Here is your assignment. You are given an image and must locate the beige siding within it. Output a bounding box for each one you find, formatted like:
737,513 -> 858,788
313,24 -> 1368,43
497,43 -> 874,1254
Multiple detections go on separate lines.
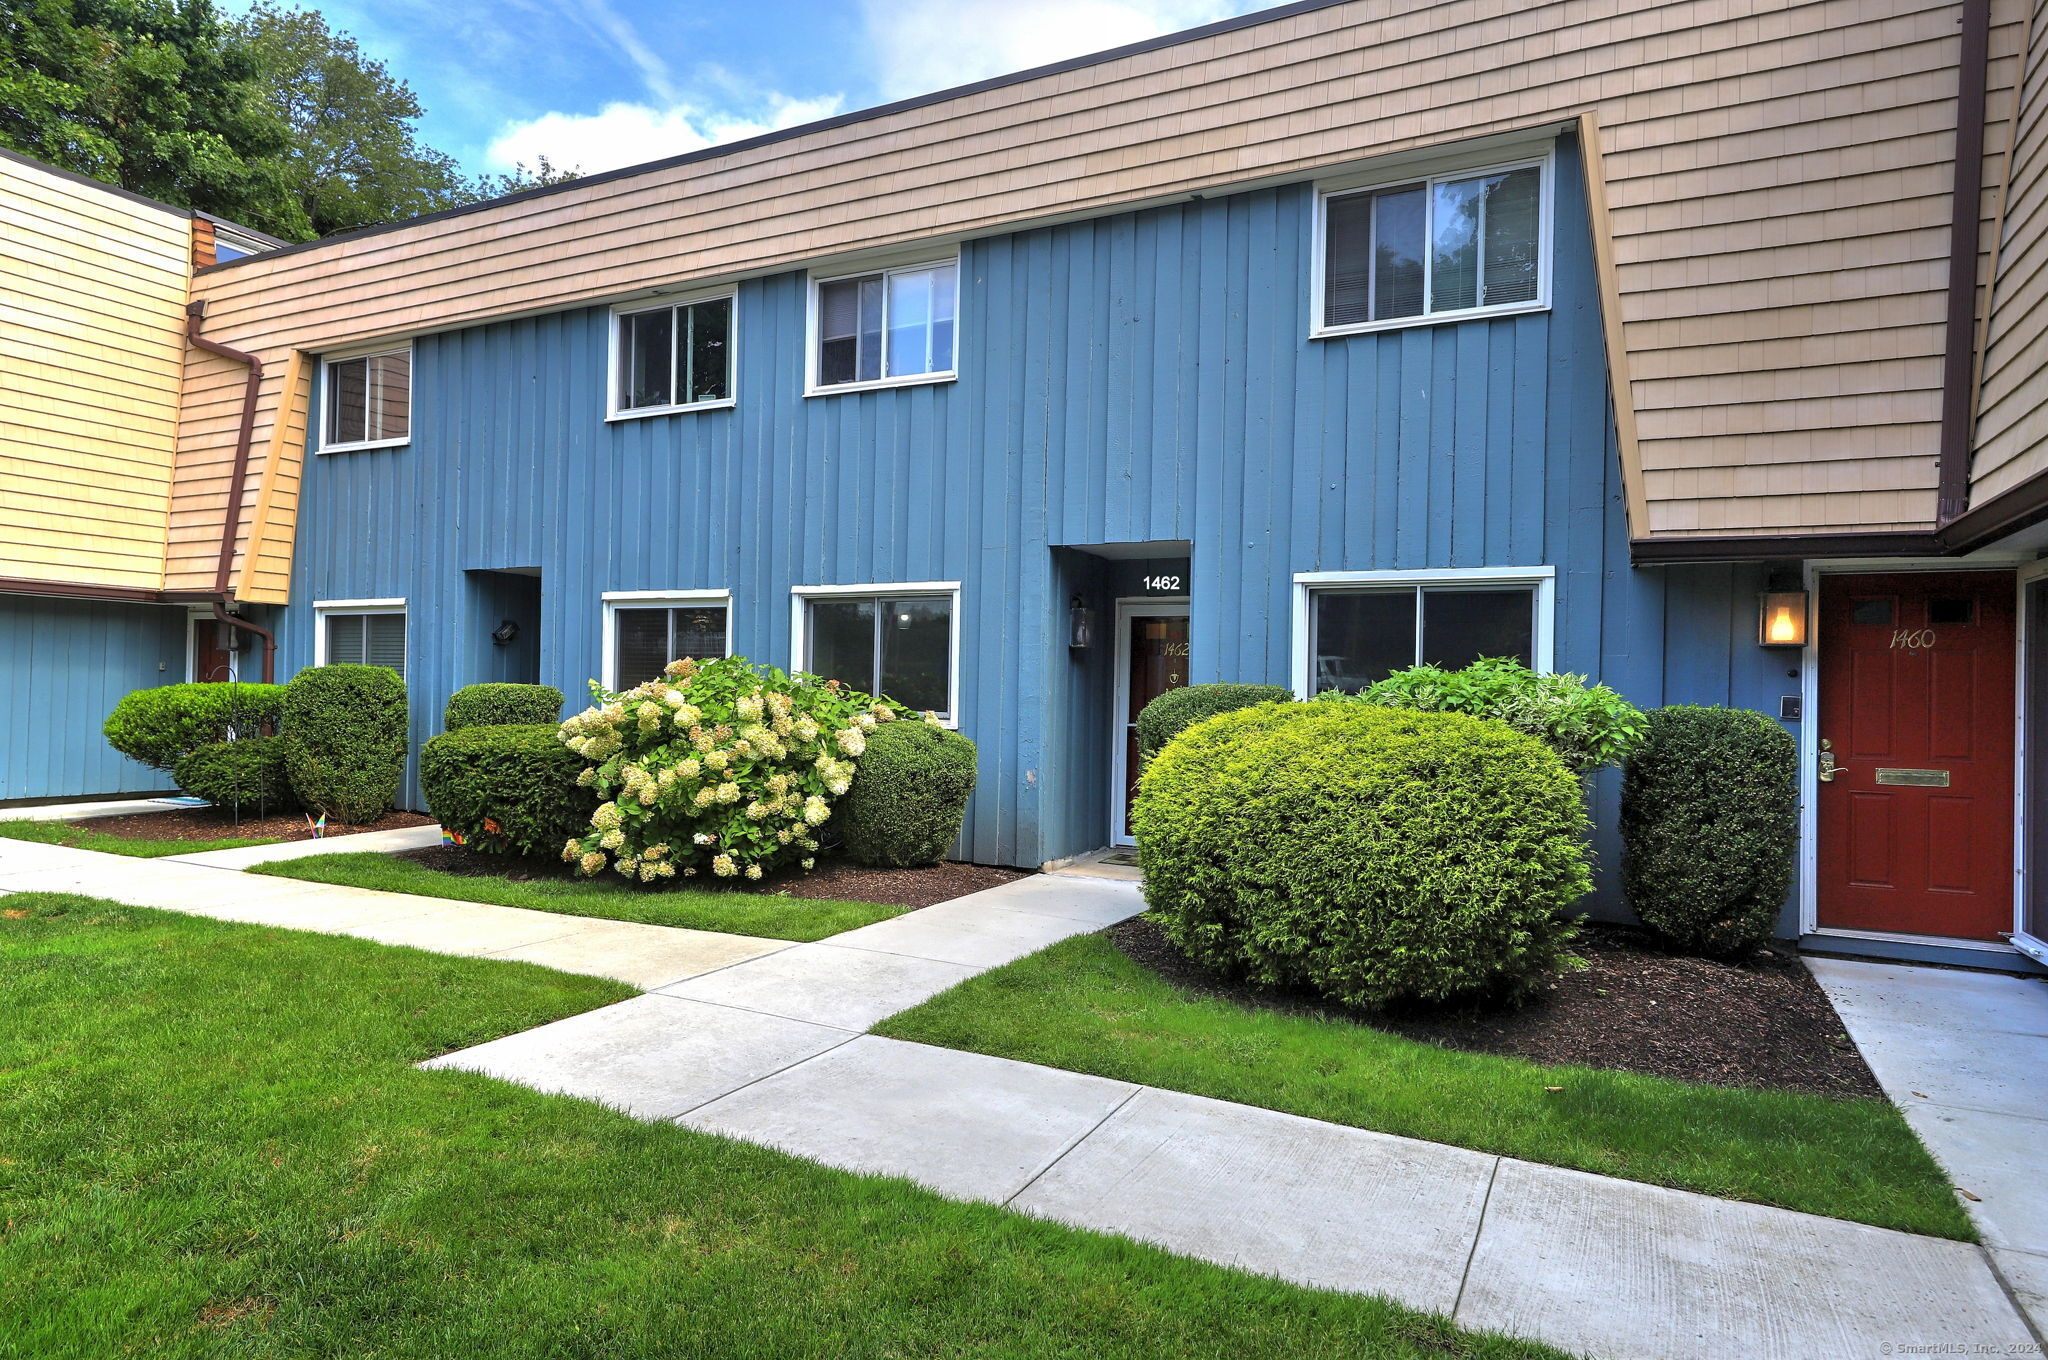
1,157 -> 189,589
1973,0 -> 2048,502
176,0 -> 2027,561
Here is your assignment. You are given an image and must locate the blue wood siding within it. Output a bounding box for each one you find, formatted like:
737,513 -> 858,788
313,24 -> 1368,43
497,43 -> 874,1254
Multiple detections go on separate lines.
274,131 -> 1794,902
0,594 -> 185,801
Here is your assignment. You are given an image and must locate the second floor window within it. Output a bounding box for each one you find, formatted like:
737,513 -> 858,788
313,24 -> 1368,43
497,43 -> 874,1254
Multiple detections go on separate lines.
323,347 -> 410,450
614,295 -> 733,415
813,260 -> 957,391
1318,156 -> 1548,334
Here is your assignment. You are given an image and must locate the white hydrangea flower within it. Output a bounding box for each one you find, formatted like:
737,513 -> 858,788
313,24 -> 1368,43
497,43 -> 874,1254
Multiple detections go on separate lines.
599,829 -> 625,851
712,853 -> 736,877
801,857 -> 816,870
693,832 -> 717,846
835,727 -> 867,757
744,864 -> 763,881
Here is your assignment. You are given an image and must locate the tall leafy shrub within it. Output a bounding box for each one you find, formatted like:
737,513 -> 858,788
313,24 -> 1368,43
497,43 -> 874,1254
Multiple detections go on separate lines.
422,724 -> 594,857
1137,701 -> 1590,1007
1345,658 -> 1646,774
557,655 -> 925,882
1621,705 -> 1797,955
104,683 -> 285,773
172,737 -> 296,810
282,664 -> 409,823
839,721 -> 978,867
1135,683 -> 1293,758
444,682 -> 564,731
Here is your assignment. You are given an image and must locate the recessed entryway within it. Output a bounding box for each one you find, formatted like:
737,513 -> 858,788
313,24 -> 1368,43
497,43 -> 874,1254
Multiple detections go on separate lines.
1112,599 -> 1188,846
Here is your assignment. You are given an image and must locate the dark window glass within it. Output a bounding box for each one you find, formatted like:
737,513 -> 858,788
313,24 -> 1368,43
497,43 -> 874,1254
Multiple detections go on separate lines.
613,604 -> 728,688
328,357 -> 368,445
1928,597 -> 1975,626
1481,167 -> 1542,306
881,597 -> 951,714
819,266 -> 952,387
325,613 -> 364,665
807,598 -> 875,688
1323,191 -> 1373,327
686,298 -> 731,403
1851,599 -> 1895,626
1372,186 -> 1426,320
621,308 -> 673,410
1311,591 -> 1416,693
672,605 -> 727,661
1421,588 -> 1533,670
368,352 -> 411,441
1430,176 -> 1482,312
818,278 -> 864,386
325,612 -> 403,673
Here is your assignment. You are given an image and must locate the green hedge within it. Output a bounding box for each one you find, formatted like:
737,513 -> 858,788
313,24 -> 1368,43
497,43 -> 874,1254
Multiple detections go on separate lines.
282,665 -> 409,824
103,683 -> 285,773
421,723 -> 595,857
1345,658 -> 1647,775
1621,705 -> 1797,955
444,683 -> 564,732
1135,701 -> 1590,1008
839,720 -> 978,867
1135,683 -> 1293,759
172,737 -> 296,810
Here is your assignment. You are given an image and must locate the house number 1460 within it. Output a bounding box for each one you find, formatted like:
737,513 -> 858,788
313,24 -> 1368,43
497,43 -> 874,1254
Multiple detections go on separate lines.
1143,575 -> 1182,591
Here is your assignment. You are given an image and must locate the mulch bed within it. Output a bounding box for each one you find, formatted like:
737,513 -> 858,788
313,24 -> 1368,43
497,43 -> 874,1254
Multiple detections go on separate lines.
68,808 -> 435,843
1111,916 -> 1883,1099
391,845 -> 1027,912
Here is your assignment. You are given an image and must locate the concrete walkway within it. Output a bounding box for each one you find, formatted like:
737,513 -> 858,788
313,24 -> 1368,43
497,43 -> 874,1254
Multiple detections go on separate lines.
165,822 -> 443,868
2,795 -> 191,821
0,831 -> 2036,1358
1810,956 -> 2048,1334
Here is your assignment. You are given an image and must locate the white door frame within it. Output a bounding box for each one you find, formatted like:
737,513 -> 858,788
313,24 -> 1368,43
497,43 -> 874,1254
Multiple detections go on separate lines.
2012,560 -> 2048,965
184,607 -> 238,683
1799,559 -> 2031,956
1110,597 -> 1190,847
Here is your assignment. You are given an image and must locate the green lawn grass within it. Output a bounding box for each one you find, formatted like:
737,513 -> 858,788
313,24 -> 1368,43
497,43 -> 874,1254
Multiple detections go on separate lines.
253,850 -> 909,942
0,817 -> 278,859
874,932 -> 1974,1241
0,893 -> 1557,1360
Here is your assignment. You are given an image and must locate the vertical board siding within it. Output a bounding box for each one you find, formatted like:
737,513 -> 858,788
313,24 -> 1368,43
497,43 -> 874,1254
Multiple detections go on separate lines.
279,135 -> 1785,896
0,596 -> 185,800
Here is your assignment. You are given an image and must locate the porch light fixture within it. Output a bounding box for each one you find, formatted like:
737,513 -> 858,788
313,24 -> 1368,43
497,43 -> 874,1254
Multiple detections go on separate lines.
1758,591 -> 1808,648
1068,596 -> 1096,650
491,619 -> 520,647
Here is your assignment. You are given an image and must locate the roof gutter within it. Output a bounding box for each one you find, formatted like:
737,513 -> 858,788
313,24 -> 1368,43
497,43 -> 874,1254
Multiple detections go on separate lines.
1938,0 -> 1994,525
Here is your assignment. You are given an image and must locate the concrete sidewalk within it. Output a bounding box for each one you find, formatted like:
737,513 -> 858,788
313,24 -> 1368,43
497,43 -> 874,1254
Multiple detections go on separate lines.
1810,955 -> 2048,1333
3,832 -> 2035,1359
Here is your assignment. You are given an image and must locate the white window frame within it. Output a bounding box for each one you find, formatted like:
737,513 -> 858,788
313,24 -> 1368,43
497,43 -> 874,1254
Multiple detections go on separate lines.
1290,567 -> 1556,697
600,589 -> 734,689
789,581 -> 962,726
317,341 -> 414,453
606,290 -> 739,421
804,255 -> 961,397
1309,146 -> 1555,340
312,598 -> 407,678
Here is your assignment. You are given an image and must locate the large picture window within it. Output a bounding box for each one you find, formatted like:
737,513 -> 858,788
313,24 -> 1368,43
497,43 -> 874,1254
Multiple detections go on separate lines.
612,295 -> 734,416
811,259 -> 958,392
795,585 -> 957,719
1317,155 -> 1548,335
316,603 -> 406,675
1294,570 -> 1553,696
604,594 -> 730,689
322,347 -> 411,450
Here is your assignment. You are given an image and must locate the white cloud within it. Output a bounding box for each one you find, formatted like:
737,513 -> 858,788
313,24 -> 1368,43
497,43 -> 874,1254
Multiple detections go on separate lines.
485,92 -> 845,176
858,0 -> 1251,100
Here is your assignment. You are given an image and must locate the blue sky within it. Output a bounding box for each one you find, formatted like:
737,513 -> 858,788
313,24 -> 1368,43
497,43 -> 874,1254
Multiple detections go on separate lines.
221,0 -> 1264,178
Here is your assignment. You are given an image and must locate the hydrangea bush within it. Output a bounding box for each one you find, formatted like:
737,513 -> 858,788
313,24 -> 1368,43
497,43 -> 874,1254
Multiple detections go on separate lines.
556,655 -> 927,883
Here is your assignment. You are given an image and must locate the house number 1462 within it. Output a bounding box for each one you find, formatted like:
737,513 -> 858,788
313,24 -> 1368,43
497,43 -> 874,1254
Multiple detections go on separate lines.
1143,575 -> 1182,591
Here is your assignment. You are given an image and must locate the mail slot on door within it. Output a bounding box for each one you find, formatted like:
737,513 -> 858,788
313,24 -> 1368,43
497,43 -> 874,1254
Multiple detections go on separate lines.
1875,768 -> 1951,787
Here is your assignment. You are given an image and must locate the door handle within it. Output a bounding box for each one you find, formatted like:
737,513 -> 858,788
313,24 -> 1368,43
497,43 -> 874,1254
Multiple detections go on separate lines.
1818,739 -> 1838,783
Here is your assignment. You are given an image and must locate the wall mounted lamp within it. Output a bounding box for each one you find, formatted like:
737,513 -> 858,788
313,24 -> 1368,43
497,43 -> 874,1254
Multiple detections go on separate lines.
1758,591 -> 1808,648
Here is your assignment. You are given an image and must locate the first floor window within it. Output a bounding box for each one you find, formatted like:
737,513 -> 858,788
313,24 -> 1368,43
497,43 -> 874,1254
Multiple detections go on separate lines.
814,260 -> 957,388
321,608 -> 406,674
1321,157 -> 1545,331
610,599 -> 729,688
615,295 -> 733,413
324,347 -> 411,448
1306,580 -> 1539,695
801,590 -> 954,717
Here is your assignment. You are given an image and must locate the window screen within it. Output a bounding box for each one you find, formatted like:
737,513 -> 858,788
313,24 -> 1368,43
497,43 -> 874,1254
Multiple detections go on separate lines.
324,612 -> 406,674
612,604 -> 729,688
325,350 -> 410,446
616,297 -> 732,412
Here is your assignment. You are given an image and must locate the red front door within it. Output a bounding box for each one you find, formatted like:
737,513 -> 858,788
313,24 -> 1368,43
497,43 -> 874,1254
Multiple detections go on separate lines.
1122,613 -> 1189,838
1816,572 -> 2015,941
192,618 -> 234,683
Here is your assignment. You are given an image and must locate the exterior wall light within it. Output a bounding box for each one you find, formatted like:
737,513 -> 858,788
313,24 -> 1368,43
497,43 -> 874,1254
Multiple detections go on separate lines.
491,619 -> 520,647
1068,596 -> 1096,650
1758,591 -> 1808,648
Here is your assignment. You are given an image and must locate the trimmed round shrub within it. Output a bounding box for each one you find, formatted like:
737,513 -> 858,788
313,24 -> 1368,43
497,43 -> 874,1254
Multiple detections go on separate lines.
1135,702 -> 1590,1008
1346,658 -> 1647,775
104,682 -> 285,772
282,664 -> 409,824
1621,705 -> 1797,956
444,682 -> 565,732
839,721 -> 978,867
1135,683 -> 1293,758
172,737 -> 296,810
422,724 -> 595,857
